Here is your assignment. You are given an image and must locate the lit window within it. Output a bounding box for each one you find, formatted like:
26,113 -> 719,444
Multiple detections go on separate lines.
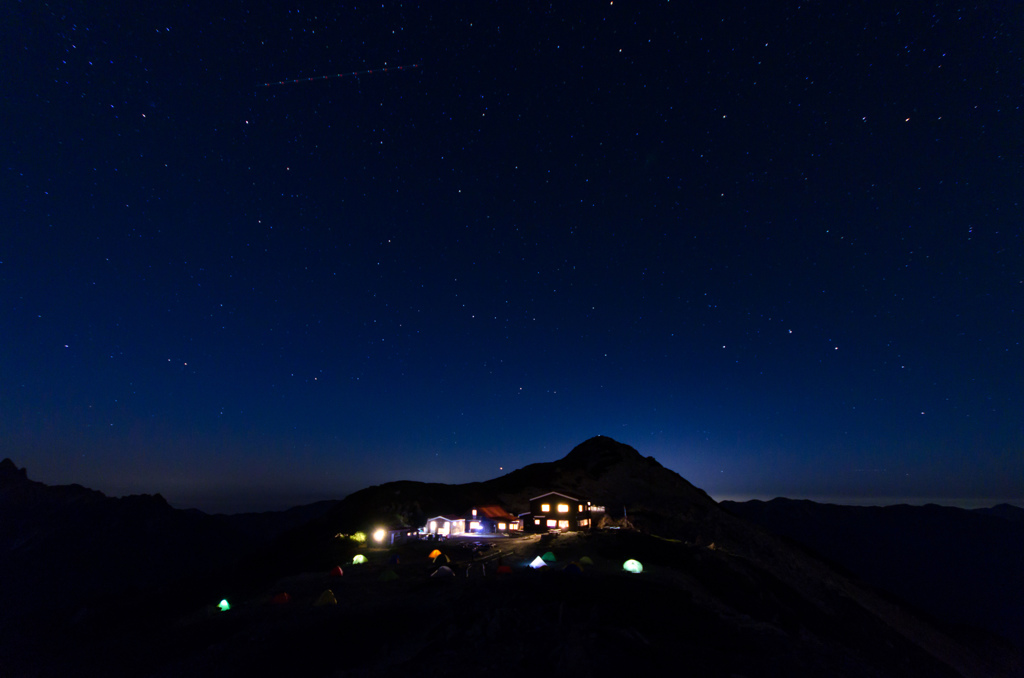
558,520 -> 569,529
546,519 -> 557,527
498,522 -> 506,530
557,503 -> 569,513
534,518 -> 541,525
541,503 -> 550,512
430,521 -> 437,532
578,504 -> 584,512
470,521 -> 481,530
472,509 -> 477,516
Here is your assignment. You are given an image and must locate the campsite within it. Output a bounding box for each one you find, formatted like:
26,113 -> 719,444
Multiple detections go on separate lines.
2,438 -> 1022,676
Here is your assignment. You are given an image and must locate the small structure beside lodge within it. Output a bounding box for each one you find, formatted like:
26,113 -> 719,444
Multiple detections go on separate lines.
424,515 -> 465,538
524,491 -> 597,532
373,525 -> 413,546
465,505 -> 521,533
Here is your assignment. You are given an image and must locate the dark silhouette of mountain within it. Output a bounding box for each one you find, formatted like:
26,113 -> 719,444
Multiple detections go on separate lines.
721,497 -> 1024,651
2,443 -> 1021,677
0,459 -> 335,634
974,503 -> 1024,523
314,436 -> 719,538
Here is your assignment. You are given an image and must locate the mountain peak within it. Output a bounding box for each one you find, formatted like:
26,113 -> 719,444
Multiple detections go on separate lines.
561,436 -> 658,474
0,458 -> 28,484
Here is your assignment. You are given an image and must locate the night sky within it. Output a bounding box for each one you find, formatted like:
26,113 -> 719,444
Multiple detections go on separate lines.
4,2 -> 1022,513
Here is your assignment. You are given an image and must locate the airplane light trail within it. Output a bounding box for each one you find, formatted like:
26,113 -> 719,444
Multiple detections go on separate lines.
258,63 -> 420,88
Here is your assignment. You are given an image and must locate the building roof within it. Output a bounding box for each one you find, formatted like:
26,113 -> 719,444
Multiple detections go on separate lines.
529,491 -> 580,502
427,515 -> 465,523
469,505 -> 518,521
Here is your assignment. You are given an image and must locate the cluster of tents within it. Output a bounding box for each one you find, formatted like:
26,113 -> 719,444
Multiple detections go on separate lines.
528,552 -> 593,573
527,552 -> 644,575
216,548 -> 646,612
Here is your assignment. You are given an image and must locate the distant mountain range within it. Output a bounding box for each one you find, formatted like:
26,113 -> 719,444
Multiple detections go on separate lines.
2,439 -> 1021,677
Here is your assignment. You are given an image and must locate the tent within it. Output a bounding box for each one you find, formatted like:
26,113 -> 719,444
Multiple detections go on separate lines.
431,565 -> 454,578
579,556 -> 594,566
428,549 -> 443,559
352,554 -> 368,565
314,589 -> 337,606
564,562 -> 583,576
217,599 -> 231,612
541,551 -> 557,563
496,565 -> 512,575
271,592 -> 291,605
329,566 -> 344,577
432,553 -> 450,566
529,556 -> 547,569
379,568 -> 399,582
622,559 -> 643,574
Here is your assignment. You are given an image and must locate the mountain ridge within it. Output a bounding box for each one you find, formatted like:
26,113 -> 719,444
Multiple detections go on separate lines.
2,443 -> 1022,676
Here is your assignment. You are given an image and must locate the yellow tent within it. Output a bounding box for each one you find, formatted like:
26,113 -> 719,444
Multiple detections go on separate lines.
314,589 -> 337,606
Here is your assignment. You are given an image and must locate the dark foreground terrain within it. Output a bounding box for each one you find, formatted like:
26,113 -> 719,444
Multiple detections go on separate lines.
8,530 -> 1020,677
722,498 -> 1024,651
2,438 -> 1021,677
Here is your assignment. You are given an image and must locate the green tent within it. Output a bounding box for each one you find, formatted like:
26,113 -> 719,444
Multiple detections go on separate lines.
217,599 -> 231,612
352,554 -> 368,564
378,568 -> 399,582
622,559 -> 643,574
541,551 -> 557,563
579,556 -> 594,566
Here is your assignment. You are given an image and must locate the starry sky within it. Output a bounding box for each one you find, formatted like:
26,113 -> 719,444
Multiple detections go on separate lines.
3,1 -> 1022,513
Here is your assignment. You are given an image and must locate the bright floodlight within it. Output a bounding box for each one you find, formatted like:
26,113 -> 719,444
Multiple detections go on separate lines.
373,528 -> 386,543
623,559 -> 643,574
217,599 -> 231,611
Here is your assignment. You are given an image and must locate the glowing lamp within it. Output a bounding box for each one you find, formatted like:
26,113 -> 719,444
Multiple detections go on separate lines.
373,528 -> 386,543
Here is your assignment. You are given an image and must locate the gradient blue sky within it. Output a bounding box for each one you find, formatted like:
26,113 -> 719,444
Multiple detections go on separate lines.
3,1 -> 1021,512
